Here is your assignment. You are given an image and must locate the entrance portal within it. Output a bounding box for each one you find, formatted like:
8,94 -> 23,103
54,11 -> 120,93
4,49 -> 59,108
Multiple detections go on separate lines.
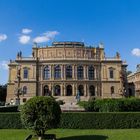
89,85 -> 95,96
66,85 -> 72,96
78,85 -> 84,96
54,85 -> 61,96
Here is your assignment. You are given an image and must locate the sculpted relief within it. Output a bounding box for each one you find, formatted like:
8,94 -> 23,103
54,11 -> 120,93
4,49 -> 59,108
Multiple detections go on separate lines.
38,48 -> 95,59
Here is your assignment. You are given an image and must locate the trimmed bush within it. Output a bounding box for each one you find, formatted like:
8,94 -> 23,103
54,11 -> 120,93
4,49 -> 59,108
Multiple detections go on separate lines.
0,112 -> 140,129
60,112 -> 140,129
79,98 -> 140,112
21,96 -> 61,137
0,113 -> 22,129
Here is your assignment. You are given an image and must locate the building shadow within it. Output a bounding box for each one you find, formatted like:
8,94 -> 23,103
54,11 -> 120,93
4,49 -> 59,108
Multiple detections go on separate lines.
58,135 -> 108,140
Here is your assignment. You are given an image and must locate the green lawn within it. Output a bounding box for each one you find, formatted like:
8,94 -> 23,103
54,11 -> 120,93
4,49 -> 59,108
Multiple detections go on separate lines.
0,129 -> 140,140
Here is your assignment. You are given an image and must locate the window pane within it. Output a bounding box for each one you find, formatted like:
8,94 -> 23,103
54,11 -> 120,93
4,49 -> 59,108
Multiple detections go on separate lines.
66,65 -> 72,78
77,66 -> 83,79
23,69 -> 28,79
88,66 -> 94,80
44,66 -> 50,80
54,65 -> 61,79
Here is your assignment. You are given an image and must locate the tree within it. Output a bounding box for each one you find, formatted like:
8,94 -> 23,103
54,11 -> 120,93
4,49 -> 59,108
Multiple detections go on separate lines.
21,96 -> 61,139
0,84 -> 7,105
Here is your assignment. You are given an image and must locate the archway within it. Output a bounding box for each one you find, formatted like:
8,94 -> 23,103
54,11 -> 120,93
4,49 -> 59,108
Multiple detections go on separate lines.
44,85 -> 49,96
128,88 -> 133,97
66,85 -> 72,96
78,85 -> 84,96
54,85 -> 61,96
89,85 -> 95,96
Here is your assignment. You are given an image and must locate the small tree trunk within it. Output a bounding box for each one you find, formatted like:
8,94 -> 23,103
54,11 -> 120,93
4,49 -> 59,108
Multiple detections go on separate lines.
38,136 -> 42,140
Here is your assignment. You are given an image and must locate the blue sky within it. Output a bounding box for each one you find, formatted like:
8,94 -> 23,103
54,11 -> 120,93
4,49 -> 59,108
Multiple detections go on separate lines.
0,0 -> 140,84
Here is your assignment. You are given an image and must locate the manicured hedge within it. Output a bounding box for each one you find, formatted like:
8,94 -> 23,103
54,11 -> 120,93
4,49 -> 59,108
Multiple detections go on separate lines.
0,113 -> 22,129
79,98 -> 140,112
60,112 -> 140,129
0,112 -> 140,129
0,105 -> 18,112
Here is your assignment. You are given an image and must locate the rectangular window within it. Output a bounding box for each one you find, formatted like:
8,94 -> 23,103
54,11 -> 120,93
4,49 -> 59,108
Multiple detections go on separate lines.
110,69 -> 114,79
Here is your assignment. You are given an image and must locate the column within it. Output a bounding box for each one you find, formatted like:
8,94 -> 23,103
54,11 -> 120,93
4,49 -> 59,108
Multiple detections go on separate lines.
51,65 -> 54,80
52,84 -> 54,96
40,84 -> 43,96
73,84 -> 75,96
94,66 -> 96,79
40,66 -> 43,81
86,65 -> 89,80
75,65 -> 77,80
64,83 -> 66,96
64,65 -> 66,80
84,65 -> 87,79
61,65 -> 63,80
87,84 -> 89,96
49,84 -> 52,96
75,83 -> 78,95
84,84 -> 87,96
72,65 -> 75,80
61,84 -> 64,96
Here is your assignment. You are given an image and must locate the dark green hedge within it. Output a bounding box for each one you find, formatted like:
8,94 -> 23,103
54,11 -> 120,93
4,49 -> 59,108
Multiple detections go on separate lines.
0,112 -> 140,129
0,113 -> 22,129
0,106 -> 18,112
60,112 -> 140,129
79,98 -> 140,112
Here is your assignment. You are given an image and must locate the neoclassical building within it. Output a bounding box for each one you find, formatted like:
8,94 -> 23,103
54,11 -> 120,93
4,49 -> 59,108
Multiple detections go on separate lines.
7,41 -> 127,104
127,64 -> 140,97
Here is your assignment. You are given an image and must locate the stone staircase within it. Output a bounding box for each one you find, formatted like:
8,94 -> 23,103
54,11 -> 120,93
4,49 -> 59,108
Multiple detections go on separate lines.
55,96 -> 86,111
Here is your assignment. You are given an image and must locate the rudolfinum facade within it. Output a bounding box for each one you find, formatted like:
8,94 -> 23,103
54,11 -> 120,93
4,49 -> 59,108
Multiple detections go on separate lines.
7,42 -> 128,104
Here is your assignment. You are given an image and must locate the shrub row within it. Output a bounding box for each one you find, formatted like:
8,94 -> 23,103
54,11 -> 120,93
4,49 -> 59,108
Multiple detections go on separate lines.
79,98 -> 140,112
0,105 -> 18,112
0,112 -> 140,129
0,113 -> 22,129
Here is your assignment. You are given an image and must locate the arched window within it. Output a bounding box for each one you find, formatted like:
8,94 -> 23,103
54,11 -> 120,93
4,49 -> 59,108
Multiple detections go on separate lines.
78,85 -> 84,96
77,66 -> 83,79
66,85 -> 72,96
23,68 -> 28,79
44,66 -> 50,80
88,65 -> 94,80
89,85 -> 95,96
23,86 -> 27,94
109,68 -> 114,79
54,85 -> 61,96
111,86 -> 114,94
66,65 -> 72,78
54,65 -> 61,79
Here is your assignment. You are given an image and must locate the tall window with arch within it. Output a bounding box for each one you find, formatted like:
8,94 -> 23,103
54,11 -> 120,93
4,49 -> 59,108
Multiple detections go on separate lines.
88,65 -> 94,80
44,65 -> 50,80
111,86 -> 115,94
23,86 -> 27,94
54,65 -> 61,79
77,65 -> 83,79
66,65 -> 72,78
23,68 -> 28,79
109,67 -> 114,79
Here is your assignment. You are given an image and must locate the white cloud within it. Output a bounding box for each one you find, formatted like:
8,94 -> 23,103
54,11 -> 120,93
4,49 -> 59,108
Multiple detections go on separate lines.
131,48 -> 140,57
22,28 -> 32,34
0,34 -> 7,42
19,35 -> 30,44
33,31 -> 59,43
0,61 -> 8,70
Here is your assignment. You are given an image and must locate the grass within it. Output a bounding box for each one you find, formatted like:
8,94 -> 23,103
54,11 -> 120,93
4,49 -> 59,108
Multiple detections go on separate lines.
0,129 -> 140,140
